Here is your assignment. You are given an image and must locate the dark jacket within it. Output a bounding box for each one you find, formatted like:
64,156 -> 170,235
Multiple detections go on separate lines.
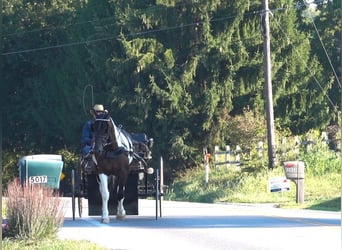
81,120 -> 93,151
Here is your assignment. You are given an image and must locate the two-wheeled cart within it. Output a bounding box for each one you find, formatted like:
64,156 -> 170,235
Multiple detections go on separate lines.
70,133 -> 165,220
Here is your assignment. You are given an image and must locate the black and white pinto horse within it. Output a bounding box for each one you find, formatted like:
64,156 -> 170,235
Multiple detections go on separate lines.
91,112 -> 152,223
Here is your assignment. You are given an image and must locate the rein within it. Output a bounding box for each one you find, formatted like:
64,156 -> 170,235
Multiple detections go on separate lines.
103,141 -> 114,148
94,118 -> 116,154
95,118 -> 111,122
93,117 -> 133,163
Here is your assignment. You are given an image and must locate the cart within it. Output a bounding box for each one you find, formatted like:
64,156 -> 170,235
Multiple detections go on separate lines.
70,133 -> 165,220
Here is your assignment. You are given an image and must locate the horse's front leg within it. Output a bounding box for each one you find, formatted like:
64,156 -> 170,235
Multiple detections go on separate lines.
98,173 -> 110,224
116,182 -> 126,220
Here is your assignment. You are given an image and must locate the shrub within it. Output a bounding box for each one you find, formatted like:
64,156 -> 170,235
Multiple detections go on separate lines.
296,129 -> 341,176
225,107 -> 266,149
4,180 -> 66,241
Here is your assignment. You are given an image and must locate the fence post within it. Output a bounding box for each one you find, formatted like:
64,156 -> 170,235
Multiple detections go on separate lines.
205,153 -> 210,184
214,146 -> 219,168
225,145 -> 230,169
203,147 -> 210,184
294,136 -> 300,157
307,134 -> 313,151
321,132 -> 328,146
235,145 -> 241,169
257,141 -> 264,158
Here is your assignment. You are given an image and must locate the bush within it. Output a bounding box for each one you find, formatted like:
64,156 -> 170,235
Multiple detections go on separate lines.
225,107 -> 266,149
4,180 -> 66,241
298,130 -> 340,176
168,128 -> 341,209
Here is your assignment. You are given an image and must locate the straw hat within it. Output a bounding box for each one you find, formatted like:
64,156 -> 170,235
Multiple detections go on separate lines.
93,104 -> 104,112
90,104 -> 104,116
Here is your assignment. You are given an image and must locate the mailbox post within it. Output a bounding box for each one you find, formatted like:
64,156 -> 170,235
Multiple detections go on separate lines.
283,161 -> 305,203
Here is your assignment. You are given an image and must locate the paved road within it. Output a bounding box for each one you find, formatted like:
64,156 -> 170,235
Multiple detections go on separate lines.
58,198 -> 341,250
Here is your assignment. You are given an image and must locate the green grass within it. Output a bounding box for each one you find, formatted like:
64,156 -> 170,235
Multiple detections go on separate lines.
2,238 -> 107,250
307,197 -> 341,211
167,165 -> 341,211
3,141 -> 341,249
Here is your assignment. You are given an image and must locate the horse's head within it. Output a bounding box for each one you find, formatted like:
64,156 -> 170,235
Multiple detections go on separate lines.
92,113 -> 116,155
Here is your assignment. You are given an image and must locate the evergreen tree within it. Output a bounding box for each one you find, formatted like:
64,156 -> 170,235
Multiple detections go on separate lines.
2,0 -> 86,151
299,0 -> 340,125
2,0 -> 337,176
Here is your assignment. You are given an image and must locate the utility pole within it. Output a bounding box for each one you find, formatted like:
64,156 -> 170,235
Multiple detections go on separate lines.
262,0 -> 277,168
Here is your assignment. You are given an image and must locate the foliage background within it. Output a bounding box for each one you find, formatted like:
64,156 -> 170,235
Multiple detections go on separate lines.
2,0 -> 341,186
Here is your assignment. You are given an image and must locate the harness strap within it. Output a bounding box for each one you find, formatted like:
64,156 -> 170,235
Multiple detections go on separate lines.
104,147 -> 128,158
132,152 -> 148,168
110,118 -> 133,152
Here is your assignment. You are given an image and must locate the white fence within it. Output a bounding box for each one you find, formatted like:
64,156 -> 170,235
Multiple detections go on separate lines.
213,145 -> 242,169
209,132 -> 333,171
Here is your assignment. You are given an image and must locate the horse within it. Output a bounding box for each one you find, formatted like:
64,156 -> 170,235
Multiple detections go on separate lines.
91,111 -> 152,223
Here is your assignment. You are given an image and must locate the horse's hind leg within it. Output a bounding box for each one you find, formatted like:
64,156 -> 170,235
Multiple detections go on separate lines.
116,182 -> 126,220
117,198 -> 126,220
98,173 -> 110,224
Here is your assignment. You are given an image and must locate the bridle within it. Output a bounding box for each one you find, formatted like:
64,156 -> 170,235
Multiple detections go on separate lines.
93,118 -> 114,154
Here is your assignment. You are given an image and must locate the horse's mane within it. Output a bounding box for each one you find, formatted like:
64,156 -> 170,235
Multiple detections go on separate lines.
107,117 -> 116,146
94,114 -> 117,150
94,113 -> 133,154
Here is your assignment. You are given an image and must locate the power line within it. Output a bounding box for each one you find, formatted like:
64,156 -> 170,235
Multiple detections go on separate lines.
4,0 -> 320,41
1,2 -> 332,57
1,12 -> 243,56
308,10 -> 341,87
272,14 -> 338,111
1,4 -> 301,56
3,3 -> 302,40
3,18 -> 105,38
2,0 -> 208,38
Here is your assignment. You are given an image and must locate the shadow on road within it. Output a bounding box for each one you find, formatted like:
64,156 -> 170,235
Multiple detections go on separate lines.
62,214 -> 340,229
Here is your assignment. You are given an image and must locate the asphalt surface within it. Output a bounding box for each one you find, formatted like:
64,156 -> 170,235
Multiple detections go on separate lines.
58,198 -> 341,250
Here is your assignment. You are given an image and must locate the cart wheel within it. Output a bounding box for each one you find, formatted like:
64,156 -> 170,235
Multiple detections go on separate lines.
71,169 -> 76,221
78,196 -> 82,218
159,185 -> 162,218
159,156 -> 164,218
75,156 -> 85,219
155,169 -> 159,220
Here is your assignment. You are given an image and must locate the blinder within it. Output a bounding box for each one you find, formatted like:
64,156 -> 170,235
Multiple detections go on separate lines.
93,118 -> 112,154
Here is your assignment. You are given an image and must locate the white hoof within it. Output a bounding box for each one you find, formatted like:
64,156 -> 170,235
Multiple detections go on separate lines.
147,167 -> 154,174
116,214 -> 125,220
101,218 -> 110,224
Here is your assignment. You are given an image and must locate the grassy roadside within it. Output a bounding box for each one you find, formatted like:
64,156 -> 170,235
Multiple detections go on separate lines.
3,145 -> 340,249
166,166 -> 341,212
2,168 -> 340,250
2,199 -> 107,250
1,183 -> 107,250
2,238 -> 107,250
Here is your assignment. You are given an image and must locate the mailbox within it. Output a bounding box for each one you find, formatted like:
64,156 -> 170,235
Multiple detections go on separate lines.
283,161 -> 305,203
18,154 -> 64,189
283,161 -> 305,179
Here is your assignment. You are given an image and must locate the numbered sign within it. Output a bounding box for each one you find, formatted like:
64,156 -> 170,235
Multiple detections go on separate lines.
29,175 -> 48,184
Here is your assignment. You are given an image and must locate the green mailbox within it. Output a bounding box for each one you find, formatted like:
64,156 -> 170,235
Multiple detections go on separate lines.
18,154 -> 64,189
